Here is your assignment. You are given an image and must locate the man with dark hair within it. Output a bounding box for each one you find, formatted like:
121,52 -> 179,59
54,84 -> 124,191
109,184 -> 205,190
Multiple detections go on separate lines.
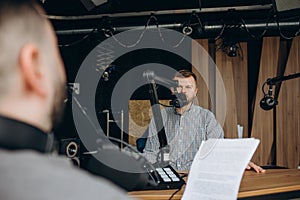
143,70 -> 265,173
0,0 -> 132,199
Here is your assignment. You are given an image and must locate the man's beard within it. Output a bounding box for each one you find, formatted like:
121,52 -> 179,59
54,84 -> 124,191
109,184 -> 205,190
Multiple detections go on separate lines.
186,94 -> 196,104
50,80 -> 67,131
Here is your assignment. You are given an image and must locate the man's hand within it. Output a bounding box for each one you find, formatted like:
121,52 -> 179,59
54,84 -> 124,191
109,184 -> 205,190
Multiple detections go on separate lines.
246,161 -> 266,173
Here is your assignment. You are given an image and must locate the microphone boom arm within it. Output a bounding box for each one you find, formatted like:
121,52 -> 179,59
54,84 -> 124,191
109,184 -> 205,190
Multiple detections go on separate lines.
144,70 -> 174,167
148,80 -> 168,149
266,72 -> 300,85
261,71 -> 300,110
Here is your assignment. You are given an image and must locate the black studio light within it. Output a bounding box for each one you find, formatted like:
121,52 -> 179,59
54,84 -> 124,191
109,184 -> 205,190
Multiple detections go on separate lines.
227,43 -> 238,57
221,41 -> 239,57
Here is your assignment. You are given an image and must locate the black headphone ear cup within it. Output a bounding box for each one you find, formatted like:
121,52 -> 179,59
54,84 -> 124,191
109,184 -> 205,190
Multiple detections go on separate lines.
260,95 -> 277,110
265,97 -> 278,107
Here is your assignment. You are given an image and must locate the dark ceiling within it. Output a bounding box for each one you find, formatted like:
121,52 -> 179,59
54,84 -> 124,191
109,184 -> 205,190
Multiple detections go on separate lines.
42,0 -> 300,40
43,0 -> 272,15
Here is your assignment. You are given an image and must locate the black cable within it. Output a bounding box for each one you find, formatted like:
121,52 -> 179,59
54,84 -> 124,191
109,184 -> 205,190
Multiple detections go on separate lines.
168,187 -> 182,200
275,14 -> 300,40
159,102 -> 172,107
261,81 -> 268,96
58,28 -> 97,47
238,9 -> 273,39
189,11 -> 204,29
214,22 -> 227,41
276,19 -> 295,40
168,174 -> 187,200
179,173 -> 188,179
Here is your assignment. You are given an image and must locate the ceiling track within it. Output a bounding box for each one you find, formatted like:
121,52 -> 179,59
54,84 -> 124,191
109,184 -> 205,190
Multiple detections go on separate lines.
48,4 -> 272,20
56,21 -> 300,37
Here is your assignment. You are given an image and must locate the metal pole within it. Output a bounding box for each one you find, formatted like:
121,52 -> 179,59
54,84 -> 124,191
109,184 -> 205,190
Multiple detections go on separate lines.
120,110 -> 124,149
106,111 -> 109,137
55,21 -> 300,36
48,4 -> 272,21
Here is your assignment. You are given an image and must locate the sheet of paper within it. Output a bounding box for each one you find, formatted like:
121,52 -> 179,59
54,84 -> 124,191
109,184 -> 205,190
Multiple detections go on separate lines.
182,138 -> 260,200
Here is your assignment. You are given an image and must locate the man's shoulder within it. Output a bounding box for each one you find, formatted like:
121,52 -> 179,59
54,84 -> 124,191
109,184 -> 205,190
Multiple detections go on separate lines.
163,105 -> 214,116
164,107 -> 175,113
0,150 -> 131,200
191,104 -> 213,115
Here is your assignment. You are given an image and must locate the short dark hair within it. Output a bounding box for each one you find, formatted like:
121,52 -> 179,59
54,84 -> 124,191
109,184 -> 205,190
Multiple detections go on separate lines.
0,0 -> 40,16
0,0 -> 46,97
174,69 -> 197,82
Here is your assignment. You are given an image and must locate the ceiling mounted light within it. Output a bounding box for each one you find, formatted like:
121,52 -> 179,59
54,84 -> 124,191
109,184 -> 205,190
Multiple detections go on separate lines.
219,40 -> 242,58
227,43 -> 238,57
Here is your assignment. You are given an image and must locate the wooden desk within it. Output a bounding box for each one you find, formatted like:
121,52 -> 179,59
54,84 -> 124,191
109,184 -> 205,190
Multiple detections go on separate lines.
129,169 -> 300,200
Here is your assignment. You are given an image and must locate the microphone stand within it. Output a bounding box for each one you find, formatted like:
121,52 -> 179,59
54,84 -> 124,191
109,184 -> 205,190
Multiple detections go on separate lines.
144,71 -> 176,168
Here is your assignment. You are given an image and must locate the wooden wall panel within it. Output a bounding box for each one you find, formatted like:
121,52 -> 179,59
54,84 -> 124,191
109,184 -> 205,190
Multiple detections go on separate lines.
128,100 -> 151,145
128,100 -> 170,145
276,36 -> 300,168
216,48 -> 238,138
232,42 -> 248,138
251,37 -> 280,165
192,39 -> 210,110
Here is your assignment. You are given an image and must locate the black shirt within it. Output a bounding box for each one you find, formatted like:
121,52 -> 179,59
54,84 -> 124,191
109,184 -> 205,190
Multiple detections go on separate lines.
0,115 -> 54,153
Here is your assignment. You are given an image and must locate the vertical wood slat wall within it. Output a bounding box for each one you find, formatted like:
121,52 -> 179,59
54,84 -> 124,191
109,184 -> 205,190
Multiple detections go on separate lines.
276,36 -> 300,168
192,41 -> 248,139
232,43 -> 248,138
192,39 -> 210,110
216,43 -> 248,138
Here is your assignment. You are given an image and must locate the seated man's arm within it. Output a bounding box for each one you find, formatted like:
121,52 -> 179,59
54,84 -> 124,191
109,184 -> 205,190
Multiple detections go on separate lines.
204,111 -> 224,139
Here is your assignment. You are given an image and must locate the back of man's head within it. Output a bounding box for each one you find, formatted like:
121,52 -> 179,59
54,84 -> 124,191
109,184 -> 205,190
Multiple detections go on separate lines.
0,0 -> 66,132
0,0 -> 46,97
